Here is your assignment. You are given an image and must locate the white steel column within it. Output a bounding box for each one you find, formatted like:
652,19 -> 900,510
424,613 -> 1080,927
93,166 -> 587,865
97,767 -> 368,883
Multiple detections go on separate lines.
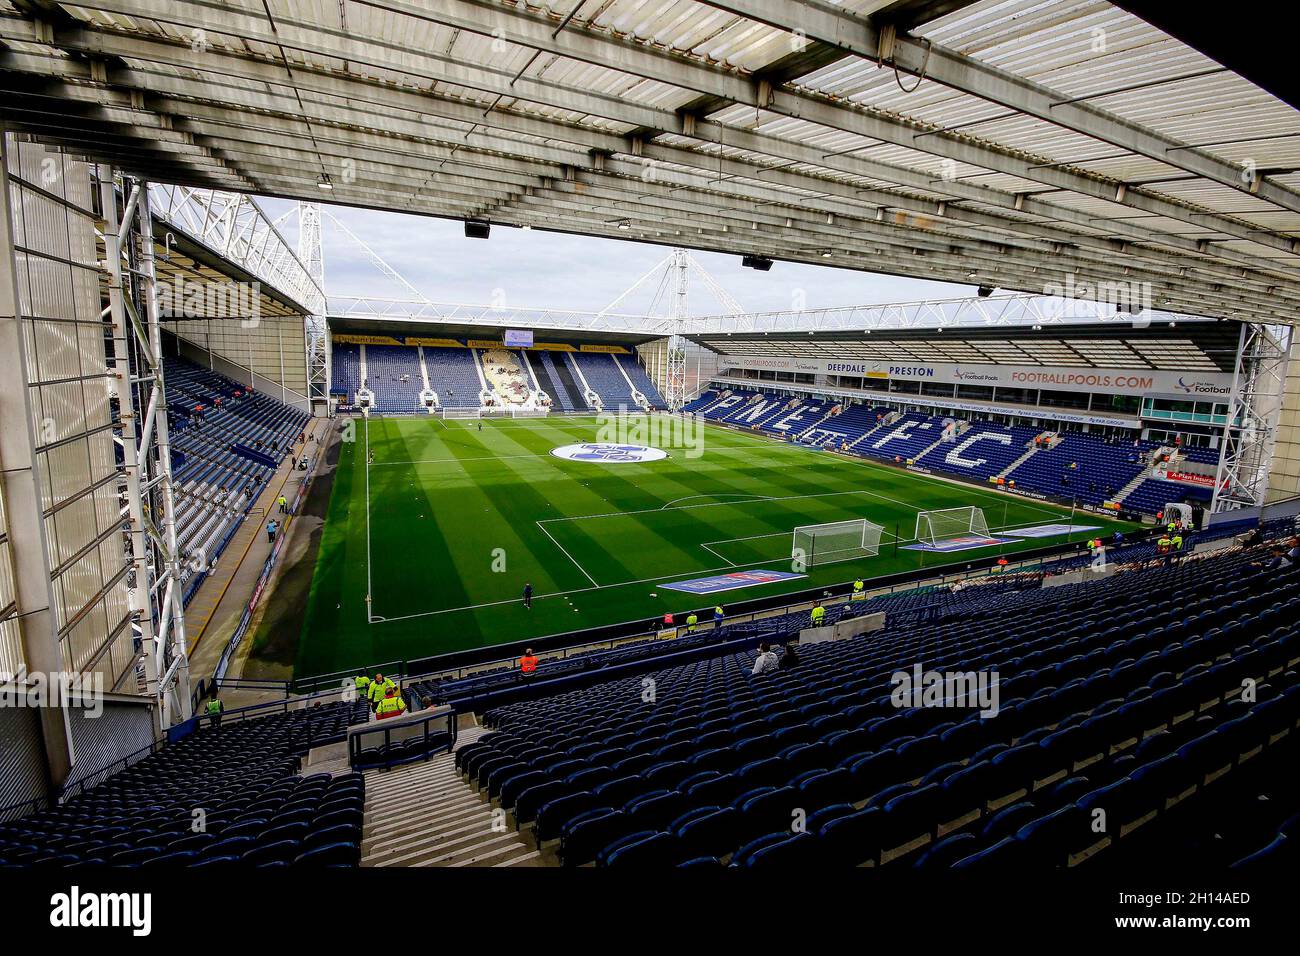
1211,322 -> 1291,512
138,183 -> 193,725
99,166 -> 161,721
298,202 -> 329,408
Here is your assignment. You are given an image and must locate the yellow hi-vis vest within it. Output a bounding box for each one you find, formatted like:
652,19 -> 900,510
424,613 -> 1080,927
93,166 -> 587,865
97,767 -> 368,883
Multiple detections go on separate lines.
206,699 -> 222,715
1172,535 -> 1183,550
853,579 -> 864,594
376,694 -> 407,718
811,606 -> 826,624
368,681 -> 385,705
355,676 -> 370,692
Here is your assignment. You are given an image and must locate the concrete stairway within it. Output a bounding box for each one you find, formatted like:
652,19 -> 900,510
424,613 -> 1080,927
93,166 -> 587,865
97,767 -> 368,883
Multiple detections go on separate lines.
794,406 -> 838,439
997,443 -> 1041,479
697,390 -> 732,414
1112,469 -> 1155,506
843,416 -> 893,452
1109,445 -> 1176,506
913,431 -> 955,463
360,727 -> 541,868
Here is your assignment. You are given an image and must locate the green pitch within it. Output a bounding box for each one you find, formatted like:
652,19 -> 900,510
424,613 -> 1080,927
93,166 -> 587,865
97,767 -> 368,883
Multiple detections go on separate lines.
295,414 -> 1136,677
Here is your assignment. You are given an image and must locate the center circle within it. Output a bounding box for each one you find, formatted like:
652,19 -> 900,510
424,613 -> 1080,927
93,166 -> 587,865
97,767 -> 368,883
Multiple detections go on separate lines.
551,443 -> 668,463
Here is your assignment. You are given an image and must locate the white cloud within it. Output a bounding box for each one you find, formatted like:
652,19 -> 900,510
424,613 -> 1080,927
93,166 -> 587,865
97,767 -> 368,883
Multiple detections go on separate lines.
263,198 -> 972,316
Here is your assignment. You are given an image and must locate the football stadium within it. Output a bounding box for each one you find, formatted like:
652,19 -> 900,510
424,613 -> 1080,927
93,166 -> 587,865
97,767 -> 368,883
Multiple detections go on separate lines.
0,0 -> 1297,931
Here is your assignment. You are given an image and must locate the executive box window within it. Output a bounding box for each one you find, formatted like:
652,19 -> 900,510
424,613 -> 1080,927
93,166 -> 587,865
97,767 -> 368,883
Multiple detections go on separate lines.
994,386 -> 1037,405
889,379 -> 921,395
1099,393 -> 1141,415
1039,388 -> 1091,410
956,384 -> 995,401
920,382 -> 956,399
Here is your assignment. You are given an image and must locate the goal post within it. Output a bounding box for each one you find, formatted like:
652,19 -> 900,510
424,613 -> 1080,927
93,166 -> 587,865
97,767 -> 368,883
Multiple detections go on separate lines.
792,518 -> 884,567
915,506 -> 990,546
442,407 -> 550,419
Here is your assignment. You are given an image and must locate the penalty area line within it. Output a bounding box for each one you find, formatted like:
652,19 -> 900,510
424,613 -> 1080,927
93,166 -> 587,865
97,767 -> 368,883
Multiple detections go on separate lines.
535,520 -> 600,587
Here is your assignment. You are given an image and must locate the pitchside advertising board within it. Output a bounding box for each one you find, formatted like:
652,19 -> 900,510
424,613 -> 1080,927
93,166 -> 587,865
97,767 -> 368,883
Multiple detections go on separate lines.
725,356 -> 1234,399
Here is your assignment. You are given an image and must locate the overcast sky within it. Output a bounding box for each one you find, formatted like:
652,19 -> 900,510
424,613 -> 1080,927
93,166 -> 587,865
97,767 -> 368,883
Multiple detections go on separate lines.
260,197 -> 970,317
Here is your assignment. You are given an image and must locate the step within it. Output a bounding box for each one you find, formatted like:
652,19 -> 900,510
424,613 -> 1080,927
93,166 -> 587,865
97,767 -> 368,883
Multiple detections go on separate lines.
359,747 -> 537,868
998,444 -> 1040,479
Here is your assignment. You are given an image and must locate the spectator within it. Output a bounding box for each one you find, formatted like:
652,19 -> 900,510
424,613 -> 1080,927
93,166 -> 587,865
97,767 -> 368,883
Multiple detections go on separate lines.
779,643 -> 799,671
266,518 -> 278,543
1252,546 -> 1291,571
519,649 -> 538,675
713,604 -> 724,625
751,642 -> 779,675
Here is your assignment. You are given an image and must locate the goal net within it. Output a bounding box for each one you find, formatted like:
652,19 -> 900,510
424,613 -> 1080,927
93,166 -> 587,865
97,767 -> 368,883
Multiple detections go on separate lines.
915,506 -> 990,546
443,406 -> 550,420
792,518 -> 884,567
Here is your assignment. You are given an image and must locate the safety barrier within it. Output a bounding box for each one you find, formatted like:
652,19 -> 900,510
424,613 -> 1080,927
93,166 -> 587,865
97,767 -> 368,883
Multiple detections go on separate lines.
348,706 -> 457,771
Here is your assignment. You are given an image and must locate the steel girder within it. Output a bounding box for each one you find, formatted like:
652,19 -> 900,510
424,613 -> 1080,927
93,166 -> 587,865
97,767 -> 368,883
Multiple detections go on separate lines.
100,171 -> 193,728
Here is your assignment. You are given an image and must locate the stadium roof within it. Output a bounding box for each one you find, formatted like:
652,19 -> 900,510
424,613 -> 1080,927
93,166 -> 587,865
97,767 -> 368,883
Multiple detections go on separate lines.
148,213 -> 309,320
697,314 -> 1242,373
4,1 -> 1300,324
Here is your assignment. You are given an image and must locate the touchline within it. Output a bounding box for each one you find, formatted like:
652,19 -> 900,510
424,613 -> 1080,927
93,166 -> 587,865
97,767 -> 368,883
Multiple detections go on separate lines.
49,886 -> 151,937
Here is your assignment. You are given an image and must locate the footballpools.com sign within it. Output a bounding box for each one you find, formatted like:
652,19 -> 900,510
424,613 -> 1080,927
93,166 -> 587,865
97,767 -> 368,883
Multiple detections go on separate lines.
551,443 -> 668,463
